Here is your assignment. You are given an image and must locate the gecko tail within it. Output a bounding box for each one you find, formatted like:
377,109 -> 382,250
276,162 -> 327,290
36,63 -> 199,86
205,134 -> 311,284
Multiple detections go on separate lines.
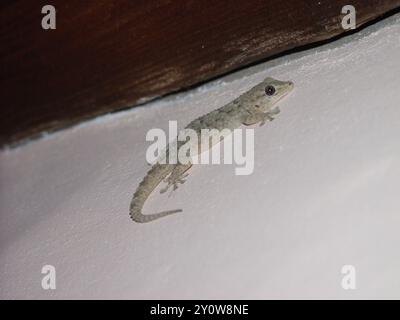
130,209 -> 182,223
129,163 -> 182,223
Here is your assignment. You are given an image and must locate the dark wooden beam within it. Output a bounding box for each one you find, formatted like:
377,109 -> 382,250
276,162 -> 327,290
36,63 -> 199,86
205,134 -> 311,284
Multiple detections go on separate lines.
1,0 -> 399,146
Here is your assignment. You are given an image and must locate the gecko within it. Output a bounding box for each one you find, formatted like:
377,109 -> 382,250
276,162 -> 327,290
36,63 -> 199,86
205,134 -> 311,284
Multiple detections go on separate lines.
130,77 -> 294,223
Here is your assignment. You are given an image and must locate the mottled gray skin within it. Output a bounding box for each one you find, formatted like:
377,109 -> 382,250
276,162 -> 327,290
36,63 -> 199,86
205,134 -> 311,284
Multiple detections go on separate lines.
130,77 -> 294,223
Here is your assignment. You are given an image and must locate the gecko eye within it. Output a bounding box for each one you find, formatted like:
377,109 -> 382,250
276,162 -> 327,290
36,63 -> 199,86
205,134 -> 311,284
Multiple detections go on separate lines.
265,85 -> 276,96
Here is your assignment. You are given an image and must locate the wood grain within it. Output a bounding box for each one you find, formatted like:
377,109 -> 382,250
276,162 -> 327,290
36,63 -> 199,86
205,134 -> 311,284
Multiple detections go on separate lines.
1,0 -> 399,146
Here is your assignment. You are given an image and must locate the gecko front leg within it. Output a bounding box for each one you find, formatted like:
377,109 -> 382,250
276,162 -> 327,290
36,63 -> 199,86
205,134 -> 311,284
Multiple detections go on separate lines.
242,106 -> 280,126
160,163 -> 192,194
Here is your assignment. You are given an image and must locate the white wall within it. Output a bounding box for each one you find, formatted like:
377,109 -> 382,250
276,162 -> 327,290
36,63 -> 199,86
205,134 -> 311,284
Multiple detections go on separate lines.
1,14 -> 400,299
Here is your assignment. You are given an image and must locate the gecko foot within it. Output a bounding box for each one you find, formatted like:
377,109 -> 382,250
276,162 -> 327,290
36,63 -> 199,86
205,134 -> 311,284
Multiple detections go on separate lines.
269,106 -> 281,115
160,173 -> 188,194
259,113 -> 275,126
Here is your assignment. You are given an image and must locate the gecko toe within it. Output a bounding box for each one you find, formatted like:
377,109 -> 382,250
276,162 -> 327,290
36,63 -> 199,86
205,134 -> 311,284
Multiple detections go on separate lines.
160,186 -> 169,194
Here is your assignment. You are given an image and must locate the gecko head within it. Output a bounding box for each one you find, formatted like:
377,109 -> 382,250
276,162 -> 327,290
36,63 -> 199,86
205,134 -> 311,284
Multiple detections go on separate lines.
251,77 -> 294,110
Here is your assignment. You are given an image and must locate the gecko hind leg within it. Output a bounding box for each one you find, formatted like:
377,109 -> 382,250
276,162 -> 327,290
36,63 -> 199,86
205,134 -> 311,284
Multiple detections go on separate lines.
160,164 -> 192,194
